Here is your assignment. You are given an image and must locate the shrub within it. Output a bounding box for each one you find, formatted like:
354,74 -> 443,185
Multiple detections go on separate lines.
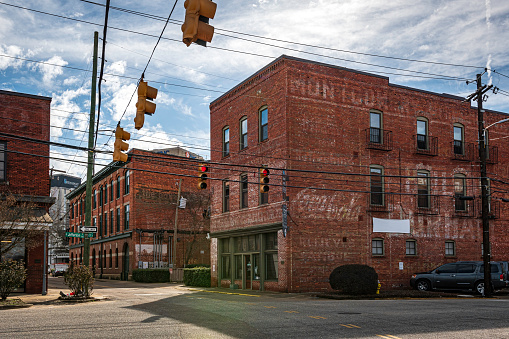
0,260 -> 27,301
329,264 -> 378,295
132,269 -> 170,283
183,267 -> 211,287
64,264 -> 94,297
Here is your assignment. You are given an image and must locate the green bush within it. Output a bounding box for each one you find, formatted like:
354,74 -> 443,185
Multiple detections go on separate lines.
183,267 -> 211,287
64,264 -> 94,297
0,260 -> 27,301
329,264 -> 378,295
132,269 -> 170,283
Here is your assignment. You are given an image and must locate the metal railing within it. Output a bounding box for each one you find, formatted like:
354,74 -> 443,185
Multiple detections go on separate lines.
365,128 -> 393,151
415,135 -> 438,156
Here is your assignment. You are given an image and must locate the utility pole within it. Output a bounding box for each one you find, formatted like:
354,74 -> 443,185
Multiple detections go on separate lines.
475,73 -> 492,297
83,31 -> 99,268
174,179 -> 182,269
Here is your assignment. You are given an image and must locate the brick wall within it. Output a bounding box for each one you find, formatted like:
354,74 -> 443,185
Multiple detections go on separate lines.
210,56 -> 509,292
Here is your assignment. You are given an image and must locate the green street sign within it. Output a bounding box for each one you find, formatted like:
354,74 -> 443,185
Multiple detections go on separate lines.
65,232 -> 94,238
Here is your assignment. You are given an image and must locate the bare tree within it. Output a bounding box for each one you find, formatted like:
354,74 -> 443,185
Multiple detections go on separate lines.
182,191 -> 210,266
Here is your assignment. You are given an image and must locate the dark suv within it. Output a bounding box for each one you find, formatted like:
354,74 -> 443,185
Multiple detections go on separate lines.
410,261 -> 508,294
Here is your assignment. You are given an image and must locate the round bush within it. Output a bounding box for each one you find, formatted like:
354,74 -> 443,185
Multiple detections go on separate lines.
329,264 -> 378,295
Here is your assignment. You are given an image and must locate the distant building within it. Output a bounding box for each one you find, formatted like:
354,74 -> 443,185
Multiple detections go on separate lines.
152,147 -> 204,160
0,90 -> 54,294
209,55 -> 509,292
67,148 -> 210,280
49,174 -> 81,271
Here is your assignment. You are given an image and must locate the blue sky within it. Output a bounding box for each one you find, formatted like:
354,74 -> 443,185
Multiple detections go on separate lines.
0,0 -> 508,180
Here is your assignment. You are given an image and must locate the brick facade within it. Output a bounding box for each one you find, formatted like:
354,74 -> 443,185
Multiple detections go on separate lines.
67,149 -> 210,280
0,90 -> 53,294
209,56 -> 509,292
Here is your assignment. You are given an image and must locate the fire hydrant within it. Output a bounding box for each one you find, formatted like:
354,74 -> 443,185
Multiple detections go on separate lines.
376,280 -> 381,294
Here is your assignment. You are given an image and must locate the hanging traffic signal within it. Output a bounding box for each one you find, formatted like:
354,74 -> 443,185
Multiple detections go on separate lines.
134,80 -> 158,130
113,126 -> 130,162
198,164 -> 208,189
181,0 -> 217,47
260,167 -> 270,193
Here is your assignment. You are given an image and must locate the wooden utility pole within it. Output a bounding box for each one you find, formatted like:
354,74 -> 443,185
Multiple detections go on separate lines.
83,31 -> 98,268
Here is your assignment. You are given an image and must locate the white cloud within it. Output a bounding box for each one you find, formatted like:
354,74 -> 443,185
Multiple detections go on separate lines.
38,55 -> 68,85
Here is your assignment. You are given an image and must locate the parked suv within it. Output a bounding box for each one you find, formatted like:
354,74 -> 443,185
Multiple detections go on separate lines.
410,261 -> 508,294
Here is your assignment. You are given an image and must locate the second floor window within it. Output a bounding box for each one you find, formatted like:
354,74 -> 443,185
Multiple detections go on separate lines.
93,190 -> 97,209
370,166 -> 384,206
240,174 -> 248,209
116,207 -> 120,232
223,181 -> 230,212
240,117 -> 248,150
453,124 -> 464,155
104,212 -> 108,236
110,181 -> 114,201
116,177 -> 121,198
417,118 -> 428,150
370,110 -> 382,144
110,211 -> 114,234
417,171 -> 430,208
124,204 -> 130,230
259,107 -> 268,142
223,127 -> 230,157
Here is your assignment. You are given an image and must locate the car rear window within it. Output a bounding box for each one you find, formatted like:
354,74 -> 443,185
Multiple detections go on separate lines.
436,264 -> 457,273
480,264 -> 500,273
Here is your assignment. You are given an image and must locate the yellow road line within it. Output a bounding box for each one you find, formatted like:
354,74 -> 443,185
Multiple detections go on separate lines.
309,316 -> 327,319
189,289 -> 260,297
264,306 -> 277,308
376,335 -> 401,339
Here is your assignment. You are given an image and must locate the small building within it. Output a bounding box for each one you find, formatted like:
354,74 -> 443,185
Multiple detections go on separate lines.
67,148 -> 210,280
0,90 -> 54,294
209,55 -> 509,292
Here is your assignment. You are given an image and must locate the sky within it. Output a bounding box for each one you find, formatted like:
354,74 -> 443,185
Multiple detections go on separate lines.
0,0 -> 508,181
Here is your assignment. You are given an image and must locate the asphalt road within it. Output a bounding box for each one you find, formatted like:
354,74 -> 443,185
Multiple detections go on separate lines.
1,277 -> 509,338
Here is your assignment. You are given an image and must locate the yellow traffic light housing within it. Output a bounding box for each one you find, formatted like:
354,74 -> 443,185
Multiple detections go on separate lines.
113,126 -> 130,162
260,167 -> 270,193
182,0 -> 217,47
198,164 -> 208,189
134,80 -> 158,130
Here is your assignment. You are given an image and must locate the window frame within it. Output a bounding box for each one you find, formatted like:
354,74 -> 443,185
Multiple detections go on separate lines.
369,165 -> 384,206
372,238 -> 384,256
240,116 -> 248,150
417,117 -> 429,150
116,207 -> 120,232
116,176 -> 121,198
124,170 -> 130,195
240,173 -> 248,209
223,180 -> 230,213
124,204 -> 130,230
259,106 -> 268,142
222,126 -> 230,157
417,170 -> 430,208
369,110 -> 383,144
453,123 -> 464,155
454,174 -> 467,211
406,239 -> 417,256
445,240 -> 456,256
110,210 -> 114,234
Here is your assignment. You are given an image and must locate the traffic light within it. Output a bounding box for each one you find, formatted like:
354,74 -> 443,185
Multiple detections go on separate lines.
113,126 -> 130,162
260,167 -> 270,193
198,164 -> 208,189
181,0 -> 217,47
134,80 -> 158,130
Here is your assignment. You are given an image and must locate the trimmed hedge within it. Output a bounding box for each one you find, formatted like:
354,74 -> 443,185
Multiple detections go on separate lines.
132,269 -> 170,283
329,264 -> 378,295
183,267 -> 211,287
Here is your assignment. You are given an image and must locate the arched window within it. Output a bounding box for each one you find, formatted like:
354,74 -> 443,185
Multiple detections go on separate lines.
417,117 -> 429,150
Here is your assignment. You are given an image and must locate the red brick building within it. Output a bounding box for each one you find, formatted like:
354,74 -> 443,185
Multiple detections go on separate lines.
0,90 -> 54,294
67,148 -> 210,280
209,55 -> 509,292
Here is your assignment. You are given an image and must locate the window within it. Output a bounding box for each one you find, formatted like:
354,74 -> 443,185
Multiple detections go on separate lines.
93,190 -> 97,209
109,249 -> 112,268
70,203 -> 74,219
454,174 -> 467,211
115,248 -> 119,268
437,263 -> 456,274
417,118 -> 428,150
259,107 -> 268,142
370,110 -> 382,144
222,127 -> 230,157
0,142 -> 6,181
116,177 -> 121,198
265,232 -> 278,280
457,264 -> 475,273
240,117 -> 248,150
99,214 -> 102,237
406,239 -> 417,256
124,170 -> 130,195
105,185 -> 108,204
104,212 -> 108,236
240,174 -> 248,209
453,124 -> 464,155
445,240 -> 455,256
221,238 -> 231,279
223,181 -> 230,212
110,181 -> 114,201
99,186 -> 103,206
372,238 -> 384,255
417,170 -> 430,208
124,204 -> 130,230
110,211 -> 114,234
370,166 -> 384,206
116,207 -> 120,232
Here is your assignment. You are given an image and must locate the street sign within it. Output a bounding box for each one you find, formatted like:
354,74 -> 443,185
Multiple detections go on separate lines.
80,226 -> 98,233
65,232 -> 94,238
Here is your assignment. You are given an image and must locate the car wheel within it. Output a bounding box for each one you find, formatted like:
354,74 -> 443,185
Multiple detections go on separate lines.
475,281 -> 484,295
416,279 -> 431,291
